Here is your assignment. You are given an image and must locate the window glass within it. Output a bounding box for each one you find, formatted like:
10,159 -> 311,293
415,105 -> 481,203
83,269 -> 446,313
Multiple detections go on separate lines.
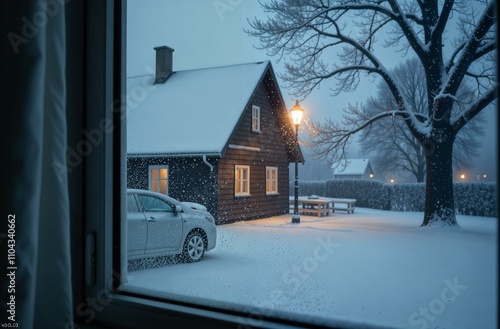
266,166 -> 278,194
137,195 -> 173,212
235,165 -> 250,196
122,2 -> 497,329
149,166 -> 168,194
252,105 -> 260,132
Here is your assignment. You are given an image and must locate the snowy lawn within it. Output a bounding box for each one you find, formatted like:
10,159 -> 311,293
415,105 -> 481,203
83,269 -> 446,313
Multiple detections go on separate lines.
124,208 -> 497,329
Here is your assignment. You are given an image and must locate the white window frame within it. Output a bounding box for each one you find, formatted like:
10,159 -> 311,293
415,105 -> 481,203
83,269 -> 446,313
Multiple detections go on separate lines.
252,105 -> 260,132
235,165 -> 251,197
149,165 -> 169,194
266,166 -> 279,195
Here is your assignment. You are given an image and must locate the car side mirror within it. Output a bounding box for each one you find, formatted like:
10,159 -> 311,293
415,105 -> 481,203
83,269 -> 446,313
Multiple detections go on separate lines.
174,204 -> 182,216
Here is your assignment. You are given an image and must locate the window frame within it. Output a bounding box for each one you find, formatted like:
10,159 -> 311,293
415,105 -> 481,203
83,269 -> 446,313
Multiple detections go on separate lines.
234,165 -> 251,197
266,166 -> 279,195
251,104 -> 261,133
148,165 -> 169,194
78,1 -> 358,328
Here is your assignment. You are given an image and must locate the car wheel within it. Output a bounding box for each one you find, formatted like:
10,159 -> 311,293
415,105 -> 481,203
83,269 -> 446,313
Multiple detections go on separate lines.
181,231 -> 205,263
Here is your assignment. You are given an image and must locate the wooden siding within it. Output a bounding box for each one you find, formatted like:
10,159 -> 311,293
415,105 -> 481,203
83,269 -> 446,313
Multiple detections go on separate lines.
216,81 -> 290,224
127,157 -> 219,218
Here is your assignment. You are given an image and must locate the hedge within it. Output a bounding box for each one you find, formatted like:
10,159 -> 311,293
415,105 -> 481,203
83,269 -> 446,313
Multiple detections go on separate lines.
290,180 -> 497,217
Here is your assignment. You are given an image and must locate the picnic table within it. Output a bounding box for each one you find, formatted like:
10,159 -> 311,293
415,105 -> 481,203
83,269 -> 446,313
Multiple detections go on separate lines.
289,196 -> 357,217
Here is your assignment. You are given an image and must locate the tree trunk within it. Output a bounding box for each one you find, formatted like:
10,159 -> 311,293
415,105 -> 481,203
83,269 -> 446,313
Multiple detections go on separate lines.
422,136 -> 459,226
416,164 -> 425,183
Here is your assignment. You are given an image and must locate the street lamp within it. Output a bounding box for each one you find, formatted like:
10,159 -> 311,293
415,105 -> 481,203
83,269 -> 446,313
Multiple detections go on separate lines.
289,100 -> 304,224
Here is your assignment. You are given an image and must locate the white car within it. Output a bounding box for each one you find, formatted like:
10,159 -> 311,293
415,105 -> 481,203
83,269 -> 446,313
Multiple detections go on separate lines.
127,189 -> 216,263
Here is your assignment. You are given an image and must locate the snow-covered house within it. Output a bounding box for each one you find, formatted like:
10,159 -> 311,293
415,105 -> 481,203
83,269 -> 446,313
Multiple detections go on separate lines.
331,158 -> 374,180
127,46 -> 303,224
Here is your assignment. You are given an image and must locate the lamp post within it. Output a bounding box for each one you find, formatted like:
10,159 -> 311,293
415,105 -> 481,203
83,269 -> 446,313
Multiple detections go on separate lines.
289,100 -> 304,224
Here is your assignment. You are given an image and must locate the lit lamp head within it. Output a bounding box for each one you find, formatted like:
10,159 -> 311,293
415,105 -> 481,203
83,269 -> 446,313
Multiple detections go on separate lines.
289,100 -> 304,126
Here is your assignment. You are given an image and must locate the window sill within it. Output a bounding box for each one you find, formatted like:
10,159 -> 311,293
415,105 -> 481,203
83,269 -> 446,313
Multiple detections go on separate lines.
266,192 -> 279,196
87,292 -> 348,329
234,194 -> 251,198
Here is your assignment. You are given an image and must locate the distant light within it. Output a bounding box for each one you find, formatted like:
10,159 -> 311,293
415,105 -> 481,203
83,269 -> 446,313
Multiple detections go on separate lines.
390,179 -> 394,183
460,174 -> 465,180
483,174 -> 487,179
370,173 -> 374,178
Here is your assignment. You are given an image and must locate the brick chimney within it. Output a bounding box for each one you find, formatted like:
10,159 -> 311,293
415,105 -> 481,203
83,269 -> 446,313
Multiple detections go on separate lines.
154,45 -> 174,84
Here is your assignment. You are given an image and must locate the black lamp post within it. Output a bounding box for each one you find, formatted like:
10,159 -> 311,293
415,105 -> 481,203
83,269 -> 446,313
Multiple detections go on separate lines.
289,100 -> 304,224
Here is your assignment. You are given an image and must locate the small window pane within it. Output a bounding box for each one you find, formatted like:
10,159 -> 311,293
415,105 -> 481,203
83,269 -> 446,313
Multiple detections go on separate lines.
252,105 -> 260,132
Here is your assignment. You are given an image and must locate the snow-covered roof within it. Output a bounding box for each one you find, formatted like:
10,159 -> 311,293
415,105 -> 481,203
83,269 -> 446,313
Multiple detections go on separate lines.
126,61 -> 270,155
332,158 -> 372,175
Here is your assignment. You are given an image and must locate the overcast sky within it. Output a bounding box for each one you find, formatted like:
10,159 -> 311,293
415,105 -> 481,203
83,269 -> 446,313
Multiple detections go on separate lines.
127,0 -> 497,182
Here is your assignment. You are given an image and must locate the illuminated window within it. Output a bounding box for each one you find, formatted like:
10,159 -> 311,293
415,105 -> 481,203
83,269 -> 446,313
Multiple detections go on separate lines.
235,165 -> 250,196
252,105 -> 260,132
266,166 -> 278,194
149,166 -> 168,194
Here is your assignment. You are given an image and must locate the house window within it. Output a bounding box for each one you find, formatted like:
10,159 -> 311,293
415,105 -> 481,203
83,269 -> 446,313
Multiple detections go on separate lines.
266,166 -> 278,194
235,165 -> 250,196
149,166 -> 168,194
252,105 -> 260,132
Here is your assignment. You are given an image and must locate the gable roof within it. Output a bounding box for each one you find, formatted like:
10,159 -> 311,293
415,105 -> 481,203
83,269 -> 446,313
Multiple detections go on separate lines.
127,61 -> 272,156
332,158 -> 372,176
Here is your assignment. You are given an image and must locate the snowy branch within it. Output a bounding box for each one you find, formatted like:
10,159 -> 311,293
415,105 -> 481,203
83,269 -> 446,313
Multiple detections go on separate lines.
451,86 -> 497,131
442,0 -> 496,96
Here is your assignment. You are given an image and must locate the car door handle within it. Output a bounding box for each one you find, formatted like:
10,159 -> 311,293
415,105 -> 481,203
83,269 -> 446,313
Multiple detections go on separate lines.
147,217 -> 156,222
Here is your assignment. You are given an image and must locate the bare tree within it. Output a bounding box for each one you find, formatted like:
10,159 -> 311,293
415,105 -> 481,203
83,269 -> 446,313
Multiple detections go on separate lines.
359,58 -> 486,183
247,0 -> 497,226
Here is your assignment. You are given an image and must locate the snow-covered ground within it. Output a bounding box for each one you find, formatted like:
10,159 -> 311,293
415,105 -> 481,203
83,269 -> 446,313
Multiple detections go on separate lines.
124,208 -> 498,329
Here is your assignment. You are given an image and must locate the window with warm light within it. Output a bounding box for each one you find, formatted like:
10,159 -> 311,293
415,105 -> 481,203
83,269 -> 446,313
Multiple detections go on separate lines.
266,166 -> 278,194
252,104 -> 261,132
235,165 -> 250,196
149,165 -> 168,194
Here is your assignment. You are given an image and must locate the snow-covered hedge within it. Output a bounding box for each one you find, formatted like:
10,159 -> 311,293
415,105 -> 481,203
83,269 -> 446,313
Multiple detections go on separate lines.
453,182 -> 497,217
293,180 -> 326,196
325,179 -> 391,209
291,180 -> 497,217
390,183 -> 425,212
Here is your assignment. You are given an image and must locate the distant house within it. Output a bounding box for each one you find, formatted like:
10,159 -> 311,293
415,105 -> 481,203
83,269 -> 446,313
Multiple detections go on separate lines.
331,159 -> 374,180
127,46 -> 304,224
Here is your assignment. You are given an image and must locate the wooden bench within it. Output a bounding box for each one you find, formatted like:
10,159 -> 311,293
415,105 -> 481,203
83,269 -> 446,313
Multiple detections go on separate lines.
289,197 -> 332,217
329,198 -> 356,214
289,196 -> 357,216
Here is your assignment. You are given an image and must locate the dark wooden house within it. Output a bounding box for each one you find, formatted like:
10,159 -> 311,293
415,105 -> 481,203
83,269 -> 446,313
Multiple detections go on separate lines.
127,46 -> 303,224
